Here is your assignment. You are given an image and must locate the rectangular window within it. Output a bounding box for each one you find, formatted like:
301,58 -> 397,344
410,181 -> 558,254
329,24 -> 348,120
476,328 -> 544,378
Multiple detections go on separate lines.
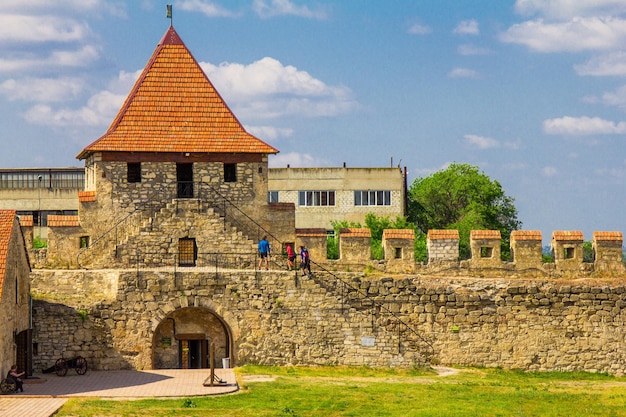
127,162 -> 141,183
79,236 -> 90,249
224,163 -> 237,182
268,191 -> 279,203
179,238 -> 197,266
298,190 -> 335,206
354,190 -> 391,206
0,170 -> 84,189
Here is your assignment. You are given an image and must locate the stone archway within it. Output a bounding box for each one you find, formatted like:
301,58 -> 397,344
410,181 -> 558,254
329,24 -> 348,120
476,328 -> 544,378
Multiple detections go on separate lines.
152,307 -> 232,369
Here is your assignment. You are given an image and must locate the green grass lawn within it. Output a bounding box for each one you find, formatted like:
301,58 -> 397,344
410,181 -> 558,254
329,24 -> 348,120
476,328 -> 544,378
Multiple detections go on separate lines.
56,365 -> 626,417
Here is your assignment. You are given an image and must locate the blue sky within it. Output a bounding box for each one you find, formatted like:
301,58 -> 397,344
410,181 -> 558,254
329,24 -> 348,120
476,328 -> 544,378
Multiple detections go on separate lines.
0,0 -> 625,243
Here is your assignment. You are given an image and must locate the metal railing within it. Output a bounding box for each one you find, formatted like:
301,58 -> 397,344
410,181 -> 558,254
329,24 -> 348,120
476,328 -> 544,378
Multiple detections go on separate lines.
76,187 -> 169,268
77,180 -> 432,362
306,258 -> 435,363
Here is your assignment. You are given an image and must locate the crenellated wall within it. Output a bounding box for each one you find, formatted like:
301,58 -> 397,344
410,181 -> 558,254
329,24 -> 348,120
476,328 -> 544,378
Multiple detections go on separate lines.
30,269 -> 626,375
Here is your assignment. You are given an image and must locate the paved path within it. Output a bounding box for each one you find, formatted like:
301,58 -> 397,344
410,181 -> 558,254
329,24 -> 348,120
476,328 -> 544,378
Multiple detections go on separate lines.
0,368 -> 237,417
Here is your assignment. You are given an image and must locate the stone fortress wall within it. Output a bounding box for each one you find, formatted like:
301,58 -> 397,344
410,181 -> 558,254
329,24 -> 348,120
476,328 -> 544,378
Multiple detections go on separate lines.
28,226 -> 626,375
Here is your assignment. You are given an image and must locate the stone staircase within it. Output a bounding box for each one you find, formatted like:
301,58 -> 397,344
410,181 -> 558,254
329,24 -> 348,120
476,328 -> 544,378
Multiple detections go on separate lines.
80,198 -> 257,269
288,267 -> 435,364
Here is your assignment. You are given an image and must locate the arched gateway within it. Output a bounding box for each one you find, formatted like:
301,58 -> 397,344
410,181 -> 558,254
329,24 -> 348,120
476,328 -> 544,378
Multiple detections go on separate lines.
152,307 -> 232,369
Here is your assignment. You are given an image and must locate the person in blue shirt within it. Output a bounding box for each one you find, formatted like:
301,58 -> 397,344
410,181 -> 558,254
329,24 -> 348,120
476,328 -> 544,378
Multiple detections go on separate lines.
258,236 -> 271,270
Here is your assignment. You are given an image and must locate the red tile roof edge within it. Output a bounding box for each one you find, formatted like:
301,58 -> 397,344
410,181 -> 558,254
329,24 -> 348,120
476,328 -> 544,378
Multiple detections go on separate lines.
18,215 -> 34,227
470,230 -> 502,240
552,230 -> 584,241
427,229 -> 459,240
48,215 -> 80,227
511,230 -> 542,241
339,228 -> 371,238
592,231 -> 623,242
78,191 -> 96,202
382,229 -> 415,239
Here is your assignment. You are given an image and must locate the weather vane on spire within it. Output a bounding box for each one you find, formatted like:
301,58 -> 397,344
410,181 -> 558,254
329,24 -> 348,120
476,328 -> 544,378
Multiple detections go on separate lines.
166,4 -> 173,27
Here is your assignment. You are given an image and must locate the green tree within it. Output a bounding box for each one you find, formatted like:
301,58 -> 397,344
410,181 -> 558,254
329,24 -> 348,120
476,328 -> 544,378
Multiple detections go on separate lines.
408,163 -> 521,260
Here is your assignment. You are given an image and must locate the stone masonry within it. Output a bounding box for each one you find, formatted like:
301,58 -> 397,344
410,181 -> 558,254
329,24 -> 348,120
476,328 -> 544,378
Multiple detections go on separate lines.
30,267 -> 626,375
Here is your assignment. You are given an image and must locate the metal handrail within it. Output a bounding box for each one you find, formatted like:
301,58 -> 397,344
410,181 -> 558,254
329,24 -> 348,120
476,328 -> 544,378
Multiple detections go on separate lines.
76,180 -> 431,360
306,258 -> 435,361
76,187 -> 169,268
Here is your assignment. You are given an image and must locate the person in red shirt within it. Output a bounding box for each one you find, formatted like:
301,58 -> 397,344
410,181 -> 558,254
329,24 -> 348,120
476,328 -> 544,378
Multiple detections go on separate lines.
286,244 -> 296,270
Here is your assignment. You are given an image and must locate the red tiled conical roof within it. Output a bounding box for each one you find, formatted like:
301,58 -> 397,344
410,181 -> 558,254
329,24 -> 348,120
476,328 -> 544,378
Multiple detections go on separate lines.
77,26 -> 278,159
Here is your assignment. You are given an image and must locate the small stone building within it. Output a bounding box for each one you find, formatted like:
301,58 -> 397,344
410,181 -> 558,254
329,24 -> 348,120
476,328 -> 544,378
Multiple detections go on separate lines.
469,230 -> 502,267
339,228 -> 371,263
551,230 -> 584,272
592,231 -> 624,273
510,230 -> 543,269
0,210 -> 31,377
426,229 -> 459,265
382,229 -> 415,273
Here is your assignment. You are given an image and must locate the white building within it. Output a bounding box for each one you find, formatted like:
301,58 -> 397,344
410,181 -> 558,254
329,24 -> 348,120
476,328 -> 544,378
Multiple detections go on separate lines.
268,166 -> 407,230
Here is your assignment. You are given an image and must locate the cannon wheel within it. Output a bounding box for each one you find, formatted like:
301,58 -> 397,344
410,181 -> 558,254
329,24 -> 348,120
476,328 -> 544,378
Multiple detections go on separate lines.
55,358 -> 68,377
75,356 -> 88,375
0,378 -> 16,394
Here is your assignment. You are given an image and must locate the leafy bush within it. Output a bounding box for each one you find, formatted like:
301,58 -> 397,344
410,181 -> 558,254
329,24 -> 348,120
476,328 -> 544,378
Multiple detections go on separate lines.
326,235 -> 339,259
33,235 -> 47,249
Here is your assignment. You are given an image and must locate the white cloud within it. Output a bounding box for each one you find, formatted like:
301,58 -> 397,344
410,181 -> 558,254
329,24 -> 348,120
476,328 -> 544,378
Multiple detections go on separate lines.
464,134 -> 499,149
0,45 -> 100,72
0,77 -> 85,102
464,134 -> 520,150
268,152 -> 328,168
543,116 -> 626,135
51,45 -> 100,66
542,166 -> 558,177
448,67 -> 479,79
252,0 -> 327,19
2,0 -> 125,16
0,15 -> 91,43
18,70 -> 138,127
454,19 -> 479,35
514,0 -> 626,20
408,23 -> 432,35
177,0 -> 239,18
500,17 -> 626,53
245,125 -> 294,142
457,44 -> 492,56
199,57 -> 357,119
575,51 -> 626,76
23,89 -> 125,127
599,85 -> 626,110
107,69 -> 143,93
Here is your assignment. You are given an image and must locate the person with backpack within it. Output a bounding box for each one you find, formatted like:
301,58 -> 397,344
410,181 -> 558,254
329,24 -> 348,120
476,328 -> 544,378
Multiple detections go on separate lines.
299,245 -> 311,277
